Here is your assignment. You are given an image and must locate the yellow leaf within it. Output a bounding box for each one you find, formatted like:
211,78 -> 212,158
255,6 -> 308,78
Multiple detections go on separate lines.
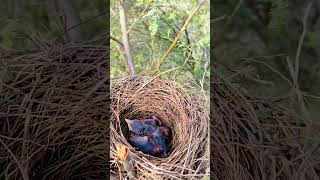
116,144 -> 129,160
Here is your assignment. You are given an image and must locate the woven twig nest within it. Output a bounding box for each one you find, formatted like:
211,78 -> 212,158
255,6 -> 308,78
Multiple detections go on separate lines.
110,75 -> 209,179
0,41 -> 109,179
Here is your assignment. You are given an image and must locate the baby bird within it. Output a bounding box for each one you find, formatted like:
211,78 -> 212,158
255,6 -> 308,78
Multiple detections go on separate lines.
125,116 -> 169,158
125,119 -> 146,135
128,134 -> 161,156
126,117 -> 171,136
142,116 -> 161,127
152,127 -> 168,158
125,118 -> 159,136
159,126 -> 171,138
146,115 -> 171,137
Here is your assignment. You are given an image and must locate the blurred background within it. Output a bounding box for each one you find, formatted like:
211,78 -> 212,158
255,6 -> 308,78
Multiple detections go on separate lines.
0,0 -> 107,50
213,0 -> 320,121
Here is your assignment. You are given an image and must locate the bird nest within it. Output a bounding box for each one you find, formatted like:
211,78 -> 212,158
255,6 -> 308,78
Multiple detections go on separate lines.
0,36 -> 109,179
211,72 -> 320,180
110,75 -> 210,179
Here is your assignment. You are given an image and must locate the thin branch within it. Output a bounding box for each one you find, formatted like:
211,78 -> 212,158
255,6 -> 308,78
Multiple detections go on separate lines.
200,61 -> 208,101
215,0 -> 243,45
289,2 -> 313,129
294,2 -> 313,82
155,0 -> 206,71
127,0 -> 152,33
110,35 -> 124,47
212,15 -> 227,23
245,58 -> 293,87
119,0 -> 136,75
110,35 -> 127,61
110,7 -> 116,16
53,10 -> 107,44
224,0 -> 243,28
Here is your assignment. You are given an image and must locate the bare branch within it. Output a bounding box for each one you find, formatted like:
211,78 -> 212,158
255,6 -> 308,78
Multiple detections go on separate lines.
290,2 -> 313,135
111,35 -> 124,47
294,2 -> 313,82
119,0 -> 136,75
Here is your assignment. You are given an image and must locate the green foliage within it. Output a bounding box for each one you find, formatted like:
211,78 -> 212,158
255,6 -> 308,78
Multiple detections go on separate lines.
0,0 -> 106,50
266,0 -> 297,53
306,22 -> 320,49
268,0 -> 291,35
0,19 -> 20,48
136,0 -> 145,6
213,0 -> 320,125
110,0 -> 210,91
145,7 -> 160,36
167,12 -> 177,20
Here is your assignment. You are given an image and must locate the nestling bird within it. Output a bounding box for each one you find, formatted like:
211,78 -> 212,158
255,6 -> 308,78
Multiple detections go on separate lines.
128,134 -> 161,155
128,126 -> 168,157
143,116 -> 171,138
126,117 -> 170,136
125,118 -> 162,135
125,116 -> 170,158
159,126 -> 171,138
152,126 -> 168,158
125,119 -> 146,135
142,115 -> 161,127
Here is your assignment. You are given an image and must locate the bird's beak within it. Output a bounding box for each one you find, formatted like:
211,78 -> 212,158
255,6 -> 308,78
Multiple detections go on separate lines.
125,119 -> 133,130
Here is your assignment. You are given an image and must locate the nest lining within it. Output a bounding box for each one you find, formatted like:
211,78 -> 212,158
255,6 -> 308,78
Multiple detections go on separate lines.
110,75 -> 209,179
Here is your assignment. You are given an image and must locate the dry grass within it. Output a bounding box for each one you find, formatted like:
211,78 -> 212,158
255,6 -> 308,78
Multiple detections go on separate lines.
211,71 -> 320,180
110,75 -> 209,179
0,35 -> 109,180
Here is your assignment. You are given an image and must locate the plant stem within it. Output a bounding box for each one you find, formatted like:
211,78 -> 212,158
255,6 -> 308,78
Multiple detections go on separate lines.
119,0 -> 136,75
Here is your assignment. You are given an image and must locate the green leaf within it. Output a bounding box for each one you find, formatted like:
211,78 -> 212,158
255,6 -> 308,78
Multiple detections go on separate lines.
136,0 -> 144,6
306,29 -> 320,49
167,12 -> 176,20
149,19 -> 159,36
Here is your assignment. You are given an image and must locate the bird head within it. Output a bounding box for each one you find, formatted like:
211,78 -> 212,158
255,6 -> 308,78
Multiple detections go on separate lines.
152,115 -> 162,125
160,126 -> 171,137
125,119 -> 144,133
